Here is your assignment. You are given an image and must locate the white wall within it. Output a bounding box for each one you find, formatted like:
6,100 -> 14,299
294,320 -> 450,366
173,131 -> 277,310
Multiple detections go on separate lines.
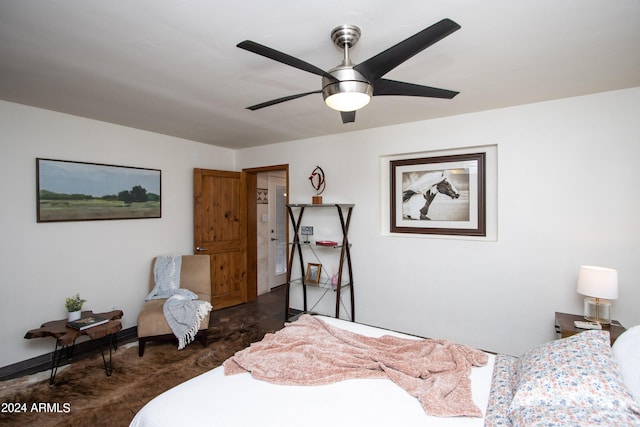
0,101 -> 235,367
237,87 -> 640,356
2,87 -> 638,368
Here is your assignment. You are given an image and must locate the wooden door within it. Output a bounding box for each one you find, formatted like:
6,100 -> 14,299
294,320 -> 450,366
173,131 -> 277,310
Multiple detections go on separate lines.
194,169 -> 248,309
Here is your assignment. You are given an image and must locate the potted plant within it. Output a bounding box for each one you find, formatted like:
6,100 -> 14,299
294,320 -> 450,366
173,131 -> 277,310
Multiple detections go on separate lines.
65,293 -> 86,322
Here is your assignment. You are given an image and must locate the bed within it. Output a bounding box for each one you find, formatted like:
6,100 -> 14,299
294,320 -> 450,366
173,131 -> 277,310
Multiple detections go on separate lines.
130,315 -> 640,427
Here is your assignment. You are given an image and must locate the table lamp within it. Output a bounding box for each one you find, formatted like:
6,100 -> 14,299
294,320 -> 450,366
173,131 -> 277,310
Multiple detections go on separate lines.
576,265 -> 618,324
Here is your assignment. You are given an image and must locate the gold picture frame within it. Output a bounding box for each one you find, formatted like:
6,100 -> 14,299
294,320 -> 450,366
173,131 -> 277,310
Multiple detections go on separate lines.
305,263 -> 322,284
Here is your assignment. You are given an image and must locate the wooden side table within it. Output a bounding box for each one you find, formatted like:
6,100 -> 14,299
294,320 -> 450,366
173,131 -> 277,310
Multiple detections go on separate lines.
555,312 -> 625,345
25,310 -> 123,384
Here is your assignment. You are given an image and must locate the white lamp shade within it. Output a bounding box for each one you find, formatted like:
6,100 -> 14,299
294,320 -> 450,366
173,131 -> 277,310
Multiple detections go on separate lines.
577,265 -> 619,299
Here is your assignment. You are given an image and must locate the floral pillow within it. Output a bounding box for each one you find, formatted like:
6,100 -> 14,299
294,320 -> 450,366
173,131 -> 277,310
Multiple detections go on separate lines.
509,330 -> 640,416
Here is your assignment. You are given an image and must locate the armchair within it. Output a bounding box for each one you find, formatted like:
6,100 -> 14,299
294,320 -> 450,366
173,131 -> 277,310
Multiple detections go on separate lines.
137,255 -> 211,356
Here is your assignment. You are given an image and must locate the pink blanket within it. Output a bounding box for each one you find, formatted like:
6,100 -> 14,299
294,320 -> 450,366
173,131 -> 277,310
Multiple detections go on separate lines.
224,315 -> 488,417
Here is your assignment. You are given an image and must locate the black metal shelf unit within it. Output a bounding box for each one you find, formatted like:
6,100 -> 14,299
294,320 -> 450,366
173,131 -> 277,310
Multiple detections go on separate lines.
285,203 -> 355,322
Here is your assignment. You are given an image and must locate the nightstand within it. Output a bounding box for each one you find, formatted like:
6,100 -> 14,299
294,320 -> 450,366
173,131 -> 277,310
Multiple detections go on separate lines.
555,312 -> 626,345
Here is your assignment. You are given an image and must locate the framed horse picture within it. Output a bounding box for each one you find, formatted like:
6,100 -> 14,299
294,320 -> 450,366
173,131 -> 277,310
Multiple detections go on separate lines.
390,152 -> 486,236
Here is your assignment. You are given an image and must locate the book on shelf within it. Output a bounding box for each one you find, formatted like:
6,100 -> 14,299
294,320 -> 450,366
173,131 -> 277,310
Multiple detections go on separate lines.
67,316 -> 109,330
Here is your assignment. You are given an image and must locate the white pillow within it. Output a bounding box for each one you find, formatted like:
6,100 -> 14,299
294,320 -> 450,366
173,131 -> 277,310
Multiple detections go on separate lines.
612,324 -> 640,403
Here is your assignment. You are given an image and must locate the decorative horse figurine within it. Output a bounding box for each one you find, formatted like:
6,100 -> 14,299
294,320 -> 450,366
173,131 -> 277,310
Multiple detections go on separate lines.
402,171 -> 460,220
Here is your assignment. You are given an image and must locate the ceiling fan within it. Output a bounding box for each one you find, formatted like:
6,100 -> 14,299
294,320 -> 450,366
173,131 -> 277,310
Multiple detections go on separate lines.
237,18 -> 461,124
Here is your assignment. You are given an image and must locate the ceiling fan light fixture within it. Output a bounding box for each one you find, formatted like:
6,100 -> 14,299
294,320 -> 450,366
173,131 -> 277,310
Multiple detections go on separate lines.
322,81 -> 373,112
239,19 -> 461,121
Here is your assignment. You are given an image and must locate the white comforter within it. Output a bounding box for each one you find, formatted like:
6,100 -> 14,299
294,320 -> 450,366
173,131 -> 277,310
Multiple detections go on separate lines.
130,316 -> 495,427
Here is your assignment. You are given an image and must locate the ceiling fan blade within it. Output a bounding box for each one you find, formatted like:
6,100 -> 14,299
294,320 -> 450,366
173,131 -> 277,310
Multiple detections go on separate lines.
247,90 -> 321,111
341,111 -> 356,123
354,18 -> 461,83
373,79 -> 459,99
237,40 -> 333,79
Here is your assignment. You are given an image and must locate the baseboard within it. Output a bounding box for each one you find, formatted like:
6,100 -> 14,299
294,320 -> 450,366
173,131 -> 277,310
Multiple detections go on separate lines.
0,326 -> 138,381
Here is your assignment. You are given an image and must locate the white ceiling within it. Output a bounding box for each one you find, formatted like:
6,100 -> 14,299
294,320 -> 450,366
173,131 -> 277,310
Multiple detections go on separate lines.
1,1 -> 639,149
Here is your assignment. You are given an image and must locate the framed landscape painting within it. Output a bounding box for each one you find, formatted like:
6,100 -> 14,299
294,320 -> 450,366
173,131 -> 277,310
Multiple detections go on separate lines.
390,152 -> 485,236
36,158 -> 161,222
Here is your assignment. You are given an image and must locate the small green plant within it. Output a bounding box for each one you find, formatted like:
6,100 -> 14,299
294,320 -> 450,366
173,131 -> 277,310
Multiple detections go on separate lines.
65,293 -> 86,312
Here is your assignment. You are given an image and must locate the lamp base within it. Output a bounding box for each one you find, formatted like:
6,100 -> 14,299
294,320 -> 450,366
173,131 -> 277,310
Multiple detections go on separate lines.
584,297 -> 612,324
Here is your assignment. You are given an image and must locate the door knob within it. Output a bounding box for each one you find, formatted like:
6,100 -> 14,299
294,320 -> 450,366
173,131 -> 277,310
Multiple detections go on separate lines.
195,246 -> 208,252
270,238 -> 278,241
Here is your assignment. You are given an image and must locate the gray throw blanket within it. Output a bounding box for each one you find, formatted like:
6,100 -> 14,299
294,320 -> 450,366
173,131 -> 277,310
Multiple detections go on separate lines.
163,290 -> 212,350
145,255 -> 212,349
145,255 -> 182,300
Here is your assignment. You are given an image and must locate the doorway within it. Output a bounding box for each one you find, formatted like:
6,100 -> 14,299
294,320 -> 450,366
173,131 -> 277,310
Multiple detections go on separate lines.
244,164 -> 289,299
257,171 -> 287,295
